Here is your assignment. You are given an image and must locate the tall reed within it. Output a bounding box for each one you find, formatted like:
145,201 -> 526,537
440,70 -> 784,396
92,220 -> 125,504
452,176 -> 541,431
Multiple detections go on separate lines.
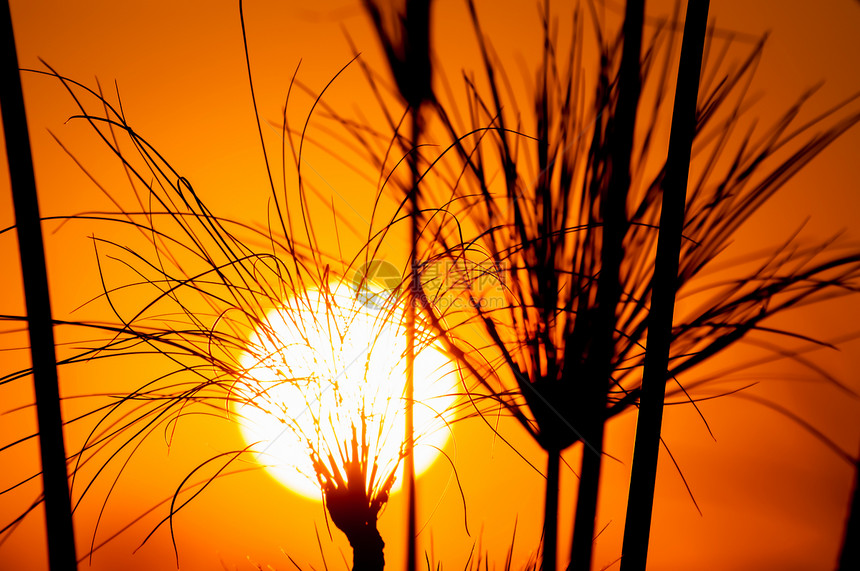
620,2 -> 709,569
0,2 -> 77,568
838,450 -> 860,570
362,2 -> 435,568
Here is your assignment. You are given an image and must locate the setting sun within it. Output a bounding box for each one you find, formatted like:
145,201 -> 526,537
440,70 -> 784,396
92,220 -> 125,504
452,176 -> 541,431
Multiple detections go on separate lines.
232,283 -> 458,500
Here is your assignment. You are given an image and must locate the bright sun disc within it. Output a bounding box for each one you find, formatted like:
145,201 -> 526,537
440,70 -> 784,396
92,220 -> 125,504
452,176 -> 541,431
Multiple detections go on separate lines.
232,284 -> 458,500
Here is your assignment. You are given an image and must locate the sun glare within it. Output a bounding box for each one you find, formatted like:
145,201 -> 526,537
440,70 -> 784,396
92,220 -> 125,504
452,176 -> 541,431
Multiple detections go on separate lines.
232,283 -> 458,500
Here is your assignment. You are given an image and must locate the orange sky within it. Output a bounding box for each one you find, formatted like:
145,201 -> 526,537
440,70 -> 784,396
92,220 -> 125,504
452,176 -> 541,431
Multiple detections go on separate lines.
2,1 -> 860,570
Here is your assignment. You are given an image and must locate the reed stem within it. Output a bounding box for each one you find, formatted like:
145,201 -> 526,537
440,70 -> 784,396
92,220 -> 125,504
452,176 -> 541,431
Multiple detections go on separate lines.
0,1 -> 77,568
351,527 -> 385,571
543,448 -> 561,571
404,89 -> 423,571
620,3 -> 710,569
837,448 -> 860,570
569,418 -> 606,570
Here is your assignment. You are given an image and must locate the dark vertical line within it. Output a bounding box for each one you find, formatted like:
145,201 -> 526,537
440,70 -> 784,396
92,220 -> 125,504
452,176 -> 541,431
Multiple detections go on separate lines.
0,1 -> 78,570
405,102 -> 420,571
620,2 -> 710,570
402,1 -> 432,566
542,448 -> 560,571
837,450 -> 860,571
569,417 -> 607,571
361,1 -> 432,566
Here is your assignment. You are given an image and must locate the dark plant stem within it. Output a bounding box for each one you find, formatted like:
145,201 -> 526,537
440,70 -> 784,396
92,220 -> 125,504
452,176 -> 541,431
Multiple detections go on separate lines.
350,526 -> 386,571
0,1 -> 78,569
405,97 -> 422,571
569,419 -> 607,571
543,448 -> 561,571
569,1 -> 644,569
328,500 -> 386,571
837,448 -> 860,571
393,0 -> 434,564
620,2 -> 710,570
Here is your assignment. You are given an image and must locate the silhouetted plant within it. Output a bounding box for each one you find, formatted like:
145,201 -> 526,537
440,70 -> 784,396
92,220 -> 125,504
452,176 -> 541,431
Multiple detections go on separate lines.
367,2 -> 860,570
0,29 -> 457,567
362,2 -> 436,568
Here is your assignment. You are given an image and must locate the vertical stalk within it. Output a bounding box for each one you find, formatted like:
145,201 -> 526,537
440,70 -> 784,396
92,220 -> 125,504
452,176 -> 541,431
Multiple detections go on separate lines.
543,448 -> 561,571
0,1 -> 77,569
837,449 -> 860,571
405,102 -> 421,571
569,1 -> 644,569
351,527 -> 386,571
361,1 -> 432,566
403,3 -> 431,566
620,2 -> 710,570
569,417 -> 607,570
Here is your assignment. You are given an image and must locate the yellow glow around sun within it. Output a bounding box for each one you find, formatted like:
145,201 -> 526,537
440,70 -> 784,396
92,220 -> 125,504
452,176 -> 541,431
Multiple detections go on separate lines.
232,283 -> 458,500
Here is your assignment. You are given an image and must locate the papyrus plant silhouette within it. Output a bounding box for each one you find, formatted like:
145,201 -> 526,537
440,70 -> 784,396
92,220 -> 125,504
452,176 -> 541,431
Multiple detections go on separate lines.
383,1 -> 860,569
0,21 -> 453,566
